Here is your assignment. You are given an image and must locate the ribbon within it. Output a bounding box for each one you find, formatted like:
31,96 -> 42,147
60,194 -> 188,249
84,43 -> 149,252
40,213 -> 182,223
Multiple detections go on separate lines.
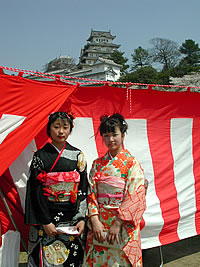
70,190 -> 77,203
37,170 -> 47,183
43,188 -> 66,200
42,187 -> 78,203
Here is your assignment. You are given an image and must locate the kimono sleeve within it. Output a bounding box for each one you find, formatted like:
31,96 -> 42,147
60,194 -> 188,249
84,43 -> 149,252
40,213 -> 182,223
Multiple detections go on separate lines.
87,160 -> 99,218
117,159 -> 146,227
24,152 -> 51,225
72,151 -> 89,222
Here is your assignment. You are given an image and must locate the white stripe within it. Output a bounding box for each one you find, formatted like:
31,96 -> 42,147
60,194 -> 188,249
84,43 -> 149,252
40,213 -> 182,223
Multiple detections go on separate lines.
9,139 -> 37,211
0,114 -> 26,144
171,118 -> 197,239
125,119 -> 164,249
68,117 -> 98,171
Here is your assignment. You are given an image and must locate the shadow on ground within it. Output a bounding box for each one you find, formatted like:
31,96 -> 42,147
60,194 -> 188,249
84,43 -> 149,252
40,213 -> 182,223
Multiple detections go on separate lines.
142,235 -> 200,266
19,235 -> 200,266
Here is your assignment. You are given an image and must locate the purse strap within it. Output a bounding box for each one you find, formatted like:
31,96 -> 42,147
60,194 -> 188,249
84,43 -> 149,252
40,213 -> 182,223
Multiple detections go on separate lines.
49,142 -> 66,172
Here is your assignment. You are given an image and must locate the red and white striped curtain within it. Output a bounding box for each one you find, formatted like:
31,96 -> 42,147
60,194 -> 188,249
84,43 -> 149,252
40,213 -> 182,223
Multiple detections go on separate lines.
0,74 -> 200,259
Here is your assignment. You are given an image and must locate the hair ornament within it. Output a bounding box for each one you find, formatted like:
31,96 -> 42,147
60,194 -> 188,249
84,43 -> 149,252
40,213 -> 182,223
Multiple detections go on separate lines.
66,110 -> 76,120
100,114 -> 111,122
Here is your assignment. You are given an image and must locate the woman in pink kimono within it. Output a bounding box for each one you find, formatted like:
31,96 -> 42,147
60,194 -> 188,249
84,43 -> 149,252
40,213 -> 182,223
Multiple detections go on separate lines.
84,113 -> 146,267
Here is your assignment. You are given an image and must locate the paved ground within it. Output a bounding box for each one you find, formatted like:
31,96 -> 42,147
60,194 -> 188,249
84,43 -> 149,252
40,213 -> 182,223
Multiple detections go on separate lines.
143,235 -> 200,267
19,235 -> 200,266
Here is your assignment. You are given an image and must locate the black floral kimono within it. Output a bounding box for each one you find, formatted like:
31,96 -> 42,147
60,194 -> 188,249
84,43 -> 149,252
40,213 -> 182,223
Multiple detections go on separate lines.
25,142 -> 88,267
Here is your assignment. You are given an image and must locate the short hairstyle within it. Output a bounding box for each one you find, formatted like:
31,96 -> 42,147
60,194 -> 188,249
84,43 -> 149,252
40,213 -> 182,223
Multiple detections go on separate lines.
99,113 -> 128,136
47,111 -> 74,137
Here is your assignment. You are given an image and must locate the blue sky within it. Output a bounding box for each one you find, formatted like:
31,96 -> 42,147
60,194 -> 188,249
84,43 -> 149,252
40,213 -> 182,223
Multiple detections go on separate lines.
1,0 -> 199,72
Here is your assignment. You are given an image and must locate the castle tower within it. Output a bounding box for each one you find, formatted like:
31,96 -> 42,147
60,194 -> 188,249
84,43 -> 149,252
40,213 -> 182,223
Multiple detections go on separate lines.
78,29 -> 120,68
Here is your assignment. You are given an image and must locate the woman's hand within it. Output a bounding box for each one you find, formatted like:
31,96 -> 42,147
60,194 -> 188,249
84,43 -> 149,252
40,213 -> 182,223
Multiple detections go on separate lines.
90,215 -> 105,242
107,219 -> 123,245
72,220 -> 85,236
42,223 -> 57,237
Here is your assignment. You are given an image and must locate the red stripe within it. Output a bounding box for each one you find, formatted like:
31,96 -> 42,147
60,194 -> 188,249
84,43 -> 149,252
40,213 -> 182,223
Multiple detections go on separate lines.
92,117 -> 107,157
192,118 -> 200,234
147,119 -> 180,245
40,242 -> 43,267
0,169 -> 29,249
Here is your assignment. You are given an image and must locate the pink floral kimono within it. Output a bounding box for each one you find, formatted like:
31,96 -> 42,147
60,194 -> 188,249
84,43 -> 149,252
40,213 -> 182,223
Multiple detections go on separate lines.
84,149 -> 146,267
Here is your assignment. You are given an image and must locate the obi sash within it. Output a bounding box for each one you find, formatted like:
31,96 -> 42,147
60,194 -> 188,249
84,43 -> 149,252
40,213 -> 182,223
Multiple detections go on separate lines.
93,174 -> 125,206
39,170 -> 80,203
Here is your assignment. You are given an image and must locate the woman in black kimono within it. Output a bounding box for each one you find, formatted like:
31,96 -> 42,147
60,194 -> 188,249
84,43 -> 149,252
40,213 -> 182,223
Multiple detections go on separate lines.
25,111 -> 88,267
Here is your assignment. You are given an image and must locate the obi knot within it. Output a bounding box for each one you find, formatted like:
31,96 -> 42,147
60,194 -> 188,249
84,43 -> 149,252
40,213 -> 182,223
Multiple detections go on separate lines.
43,188 -> 66,200
37,170 -> 47,183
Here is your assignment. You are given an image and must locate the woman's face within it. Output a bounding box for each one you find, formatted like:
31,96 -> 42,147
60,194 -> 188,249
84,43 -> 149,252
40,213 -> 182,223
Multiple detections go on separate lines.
102,126 -> 124,157
50,118 -> 71,148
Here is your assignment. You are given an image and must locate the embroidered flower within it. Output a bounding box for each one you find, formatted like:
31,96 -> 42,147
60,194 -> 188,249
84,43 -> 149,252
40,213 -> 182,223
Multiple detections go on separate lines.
94,245 -> 106,253
31,155 -> 44,170
88,192 -> 96,201
77,152 -> 86,172
65,249 -> 70,255
101,158 -> 109,166
54,243 -> 61,251
73,251 -> 77,256
96,164 -> 103,172
69,236 -> 75,242
38,229 -> 44,237
74,245 -> 78,250
43,246 -> 48,251
54,216 -> 60,221
100,211 -> 109,221
57,257 -> 64,264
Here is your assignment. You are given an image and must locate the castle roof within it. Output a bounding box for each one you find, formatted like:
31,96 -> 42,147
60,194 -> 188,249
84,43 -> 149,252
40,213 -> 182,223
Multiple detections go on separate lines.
87,29 -> 115,41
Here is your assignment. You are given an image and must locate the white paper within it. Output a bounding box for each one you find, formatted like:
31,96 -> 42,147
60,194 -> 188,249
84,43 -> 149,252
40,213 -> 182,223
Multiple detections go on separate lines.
56,226 -> 79,235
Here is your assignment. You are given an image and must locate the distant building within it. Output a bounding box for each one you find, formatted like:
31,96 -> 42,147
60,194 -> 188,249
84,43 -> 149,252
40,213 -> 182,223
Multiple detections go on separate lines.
28,30 -> 122,82
78,29 -> 120,69
44,56 -> 77,73
67,57 -> 122,82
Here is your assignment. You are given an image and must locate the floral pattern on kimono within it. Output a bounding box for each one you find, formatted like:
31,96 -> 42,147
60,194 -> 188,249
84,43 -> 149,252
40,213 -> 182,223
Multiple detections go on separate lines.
84,149 -> 146,267
25,142 -> 88,267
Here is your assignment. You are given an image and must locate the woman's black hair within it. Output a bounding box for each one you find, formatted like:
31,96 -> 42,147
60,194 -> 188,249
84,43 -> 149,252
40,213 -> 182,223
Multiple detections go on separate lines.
99,113 -> 128,136
47,111 -> 74,137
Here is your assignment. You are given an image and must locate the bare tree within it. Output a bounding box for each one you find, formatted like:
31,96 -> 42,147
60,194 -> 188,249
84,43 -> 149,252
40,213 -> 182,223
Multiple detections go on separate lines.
150,38 -> 181,70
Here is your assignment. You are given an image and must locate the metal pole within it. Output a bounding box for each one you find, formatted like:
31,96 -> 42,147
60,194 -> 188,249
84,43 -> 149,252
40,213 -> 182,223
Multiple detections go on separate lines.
0,188 -> 27,252
159,246 -> 164,267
